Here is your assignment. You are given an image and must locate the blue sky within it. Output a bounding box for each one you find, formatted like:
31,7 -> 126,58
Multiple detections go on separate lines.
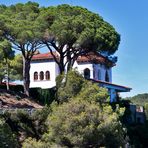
0,0 -> 148,97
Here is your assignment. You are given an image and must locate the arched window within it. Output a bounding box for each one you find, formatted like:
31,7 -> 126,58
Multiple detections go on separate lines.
34,72 -> 38,81
45,71 -> 50,80
105,71 -> 109,82
98,69 -> 101,80
84,68 -> 90,79
40,71 -> 44,80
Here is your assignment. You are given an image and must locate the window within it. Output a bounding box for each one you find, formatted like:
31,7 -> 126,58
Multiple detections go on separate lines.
45,71 -> 50,80
105,71 -> 109,82
40,71 -> 44,80
98,69 -> 101,80
34,72 -> 38,81
84,68 -> 90,79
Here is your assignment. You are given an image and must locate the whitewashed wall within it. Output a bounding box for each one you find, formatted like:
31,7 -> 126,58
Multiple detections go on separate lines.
30,60 -> 112,89
73,62 -> 94,79
73,62 -> 112,82
30,60 -> 59,89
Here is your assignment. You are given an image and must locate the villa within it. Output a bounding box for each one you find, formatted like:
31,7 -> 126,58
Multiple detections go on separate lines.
30,51 -> 131,102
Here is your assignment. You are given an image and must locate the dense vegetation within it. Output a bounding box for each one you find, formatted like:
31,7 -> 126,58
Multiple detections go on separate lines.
2,70 -> 148,147
126,93 -> 148,106
0,53 -> 23,83
0,70 -> 128,147
124,93 -> 148,147
22,71 -> 126,147
125,93 -> 148,121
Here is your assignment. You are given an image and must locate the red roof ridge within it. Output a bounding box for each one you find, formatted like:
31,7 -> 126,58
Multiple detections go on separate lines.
31,51 -> 115,67
32,51 -> 59,61
77,52 -> 115,67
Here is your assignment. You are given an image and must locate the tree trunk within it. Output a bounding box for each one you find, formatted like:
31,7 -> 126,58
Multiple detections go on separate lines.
59,64 -> 65,74
67,63 -> 72,72
23,57 -> 31,97
6,60 -> 9,91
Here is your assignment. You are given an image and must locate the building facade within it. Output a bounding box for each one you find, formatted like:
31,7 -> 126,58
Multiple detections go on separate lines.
30,52 -> 131,102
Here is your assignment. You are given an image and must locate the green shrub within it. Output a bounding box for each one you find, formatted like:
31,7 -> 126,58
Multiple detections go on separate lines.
0,83 -> 24,92
10,84 -> 24,92
42,99 -> 126,147
0,117 -> 19,148
3,107 -> 51,145
29,87 -> 56,105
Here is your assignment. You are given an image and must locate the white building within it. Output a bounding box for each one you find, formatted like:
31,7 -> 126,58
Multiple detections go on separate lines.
30,52 -> 131,102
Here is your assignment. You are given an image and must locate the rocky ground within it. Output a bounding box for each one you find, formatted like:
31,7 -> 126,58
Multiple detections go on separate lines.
0,89 -> 43,109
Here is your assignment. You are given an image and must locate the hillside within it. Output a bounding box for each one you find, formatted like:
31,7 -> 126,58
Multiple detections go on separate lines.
0,89 -> 43,109
125,93 -> 148,106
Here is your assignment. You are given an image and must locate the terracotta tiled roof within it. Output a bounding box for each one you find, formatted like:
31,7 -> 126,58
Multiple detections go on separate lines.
32,52 -> 115,67
77,52 -> 115,67
32,52 -> 59,61
77,53 -> 105,63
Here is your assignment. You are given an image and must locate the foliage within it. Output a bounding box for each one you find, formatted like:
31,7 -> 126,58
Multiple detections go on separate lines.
145,103 -> 148,120
125,102 -> 148,147
10,54 -> 23,80
0,62 -> 5,82
23,137 -> 65,148
78,80 -> 109,103
0,39 -> 13,60
31,106 -> 51,138
0,2 -> 45,96
22,100 -> 126,147
123,93 -> 148,147
41,4 -> 120,73
29,87 -> 56,105
0,39 -> 14,83
56,70 -> 85,103
41,99 -> 125,147
0,43 -> 22,82
22,137 -> 50,148
3,107 -> 50,145
56,70 -> 109,104
0,83 -> 24,92
0,54 -> 23,82
0,117 -> 18,148
0,2 -> 43,46
23,71 -> 126,147
125,123 -> 148,147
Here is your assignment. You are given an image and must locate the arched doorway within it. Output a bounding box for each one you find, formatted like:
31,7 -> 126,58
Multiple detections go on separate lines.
84,68 -> 90,79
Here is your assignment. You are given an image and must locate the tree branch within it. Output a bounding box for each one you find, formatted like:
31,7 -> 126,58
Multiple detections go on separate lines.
45,42 -> 60,65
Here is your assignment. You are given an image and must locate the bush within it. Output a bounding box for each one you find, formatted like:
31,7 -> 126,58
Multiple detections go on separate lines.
22,137 -> 49,148
0,117 -> 19,148
56,70 -> 86,103
42,99 -> 126,147
2,107 -> 51,146
11,84 -> 24,92
0,83 -> 24,92
29,87 -> 56,105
